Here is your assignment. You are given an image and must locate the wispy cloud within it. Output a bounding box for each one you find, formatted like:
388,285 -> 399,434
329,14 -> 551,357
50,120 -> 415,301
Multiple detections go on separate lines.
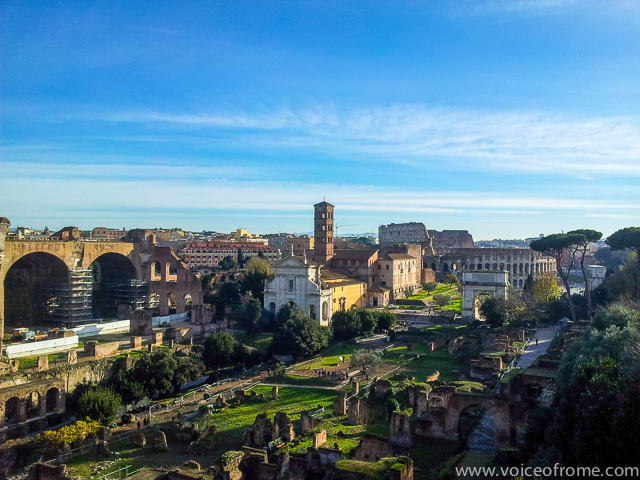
63,104 -> 640,176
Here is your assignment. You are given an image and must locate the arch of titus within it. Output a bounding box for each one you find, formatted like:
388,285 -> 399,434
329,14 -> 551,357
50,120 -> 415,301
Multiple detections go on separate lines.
461,271 -> 509,320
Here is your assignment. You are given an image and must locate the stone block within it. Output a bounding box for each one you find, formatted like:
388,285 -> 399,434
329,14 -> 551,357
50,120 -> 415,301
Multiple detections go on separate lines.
37,355 -> 49,371
313,429 -> 327,448
153,331 -> 163,345
130,309 -> 153,336
130,336 -> 142,349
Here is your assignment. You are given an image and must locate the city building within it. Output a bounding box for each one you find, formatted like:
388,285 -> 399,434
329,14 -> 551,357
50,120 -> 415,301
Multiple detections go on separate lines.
179,241 -> 280,269
268,234 -> 314,255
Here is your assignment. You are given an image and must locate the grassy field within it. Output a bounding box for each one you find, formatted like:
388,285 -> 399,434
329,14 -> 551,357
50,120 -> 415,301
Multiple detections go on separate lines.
294,342 -> 361,370
17,353 -> 59,370
234,332 -> 273,354
205,386 -> 338,443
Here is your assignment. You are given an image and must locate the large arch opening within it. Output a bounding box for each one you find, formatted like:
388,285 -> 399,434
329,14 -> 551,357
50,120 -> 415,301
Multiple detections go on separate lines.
46,388 -> 59,413
4,252 -> 71,327
5,397 -> 20,426
90,253 -> 147,319
167,292 -> 177,314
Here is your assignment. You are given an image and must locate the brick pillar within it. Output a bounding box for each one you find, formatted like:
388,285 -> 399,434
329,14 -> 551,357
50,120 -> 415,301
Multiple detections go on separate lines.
18,399 -> 27,422
38,394 -> 47,417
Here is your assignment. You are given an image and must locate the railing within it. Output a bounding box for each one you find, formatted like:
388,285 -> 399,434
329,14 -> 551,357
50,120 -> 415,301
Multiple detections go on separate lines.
97,464 -> 144,480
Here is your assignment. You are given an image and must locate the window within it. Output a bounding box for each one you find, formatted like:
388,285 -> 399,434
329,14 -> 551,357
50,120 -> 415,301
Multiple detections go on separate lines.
289,279 -> 294,290
386,265 -> 389,270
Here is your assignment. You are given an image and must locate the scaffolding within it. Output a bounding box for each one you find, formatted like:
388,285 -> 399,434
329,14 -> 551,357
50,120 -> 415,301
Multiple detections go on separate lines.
32,269 -> 93,327
99,280 -> 149,318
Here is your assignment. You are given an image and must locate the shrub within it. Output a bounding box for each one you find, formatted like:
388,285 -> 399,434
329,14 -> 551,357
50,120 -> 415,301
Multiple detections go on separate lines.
43,419 -> 101,446
77,386 -> 122,425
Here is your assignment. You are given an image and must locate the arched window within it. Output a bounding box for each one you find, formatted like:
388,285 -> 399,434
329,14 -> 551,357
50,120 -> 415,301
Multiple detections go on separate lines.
152,261 -> 162,281
477,264 -> 482,270
184,293 -> 192,310
46,388 -> 59,413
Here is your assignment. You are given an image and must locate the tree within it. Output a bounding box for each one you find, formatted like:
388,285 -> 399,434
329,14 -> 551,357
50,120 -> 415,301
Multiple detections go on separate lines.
109,367 -> 146,404
532,273 -> 562,304
237,249 -> 245,269
271,308 -> 331,360
240,257 -> 274,303
422,282 -> 437,294
432,293 -> 452,309
375,310 -> 397,331
203,332 -> 240,370
331,309 -> 362,341
219,281 -> 240,304
219,255 -> 237,271
358,308 -> 377,336
479,296 -> 507,327
443,274 -> 459,285
172,356 -> 206,392
350,349 -> 382,380
77,386 -> 122,426
568,229 -> 603,319
606,227 -> 640,306
243,298 -> 263,333
530,233 -> 586,322
132,349 -> 178,398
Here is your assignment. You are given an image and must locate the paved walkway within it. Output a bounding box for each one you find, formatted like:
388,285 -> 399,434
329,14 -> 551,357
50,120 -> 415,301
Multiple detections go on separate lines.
517,325 -> 560,368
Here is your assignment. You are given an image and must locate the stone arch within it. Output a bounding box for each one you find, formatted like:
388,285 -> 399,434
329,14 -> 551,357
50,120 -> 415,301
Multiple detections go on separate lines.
485,263 -> 490,270
166,260 -> 178,282
4,397 -> 20,426
322,301 -> 328,320
493,263 -> 497,270
477,263 -> 482,270
167,292 -> 177,314
46,388 -> 59,413
431,263 -> 436,271
519,263 -> 523,275
525,264 -> 529,274
500,263 -> 504,271
443,263 -> 449,272
151,261 -> 162,281
446,394 -> 512,448
458,404 -> 491,441
149,292 -> 160,313
462,263 -> 467,270
309,304 -> 316,320
183,293 -> 192,310
461,271 -> 508,320
90,252 -> 140,319
518,279 -> 523,288
451,263 -> 458,271
470,264 -> 475,270
269,302 -> 276,315
3,252 -> 70,327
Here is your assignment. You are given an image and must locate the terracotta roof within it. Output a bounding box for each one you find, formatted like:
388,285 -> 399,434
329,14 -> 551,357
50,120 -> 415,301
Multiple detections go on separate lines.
382,253 -> 416,260
320,268 -> 352,280
368,284 -> 391,293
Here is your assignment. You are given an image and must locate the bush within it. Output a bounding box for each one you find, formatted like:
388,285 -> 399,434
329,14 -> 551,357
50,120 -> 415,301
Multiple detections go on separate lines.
77,386 -> 122,425
43,419 -> 102,446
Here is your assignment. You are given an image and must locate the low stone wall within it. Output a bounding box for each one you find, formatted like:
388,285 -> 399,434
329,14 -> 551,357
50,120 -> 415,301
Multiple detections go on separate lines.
84,341 -> 119,359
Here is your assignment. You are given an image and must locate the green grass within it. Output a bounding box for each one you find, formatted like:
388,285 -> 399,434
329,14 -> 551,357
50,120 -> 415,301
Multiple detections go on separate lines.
384,344 -> 465,383
65,440 -> 138,479
234,332 -> 273,354
205,386 -> 337,443
288,419 -> 389,454
262,374 -> 339,387
297,342 -> 361,370
17,353 -> 59,370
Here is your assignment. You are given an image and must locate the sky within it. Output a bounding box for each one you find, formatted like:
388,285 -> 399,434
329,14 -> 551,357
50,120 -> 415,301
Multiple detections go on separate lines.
1,0 -> 639,240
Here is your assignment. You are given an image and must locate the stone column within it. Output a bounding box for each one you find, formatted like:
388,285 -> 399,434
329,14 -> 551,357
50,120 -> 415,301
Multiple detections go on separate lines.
18,398 -> 27,422
0,404 -> 5,429
57,390 -> 66,414
39,393 -> 47,417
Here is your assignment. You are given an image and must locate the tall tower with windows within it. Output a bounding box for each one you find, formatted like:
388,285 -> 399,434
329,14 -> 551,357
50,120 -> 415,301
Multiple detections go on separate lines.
313,201 -> 334,264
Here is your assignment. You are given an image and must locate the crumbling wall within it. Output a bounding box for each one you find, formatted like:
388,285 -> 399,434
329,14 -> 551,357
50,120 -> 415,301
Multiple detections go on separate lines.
84,341 -> 119,359
130,309 -> 153,336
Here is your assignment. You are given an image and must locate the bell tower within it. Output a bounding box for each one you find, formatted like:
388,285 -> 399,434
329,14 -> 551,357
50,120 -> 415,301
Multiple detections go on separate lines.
313,201 -> 334,264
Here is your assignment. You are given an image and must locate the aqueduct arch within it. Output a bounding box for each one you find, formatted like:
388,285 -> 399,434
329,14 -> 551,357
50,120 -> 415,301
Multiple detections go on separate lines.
461,271 -> 508,320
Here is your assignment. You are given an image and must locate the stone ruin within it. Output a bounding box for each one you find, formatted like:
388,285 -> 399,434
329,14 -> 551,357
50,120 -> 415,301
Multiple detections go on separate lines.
235,389 -> 267,403
216,394 -> 228,408
130,309 -> 153,336
389,411 -> 414,447
243,413 -> 279,448
353,434 -> 394,462
274,412 -> 295,442
333,394 -> 347,416
26,463 -> 74,480
312,429 -> 327,448
172,419 -> 216,443
347,397 -> 367,426
424,336 -> 445,352
373,379 -> 393,398
300,411 -> 322,434
470,355 -> 503,379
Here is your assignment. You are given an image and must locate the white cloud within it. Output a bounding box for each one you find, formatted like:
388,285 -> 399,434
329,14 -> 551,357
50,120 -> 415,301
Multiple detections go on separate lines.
67,104 -> 640,176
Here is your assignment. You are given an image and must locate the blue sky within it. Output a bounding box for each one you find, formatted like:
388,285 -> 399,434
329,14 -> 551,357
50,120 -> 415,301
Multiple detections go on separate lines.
1,0 -> 639,240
